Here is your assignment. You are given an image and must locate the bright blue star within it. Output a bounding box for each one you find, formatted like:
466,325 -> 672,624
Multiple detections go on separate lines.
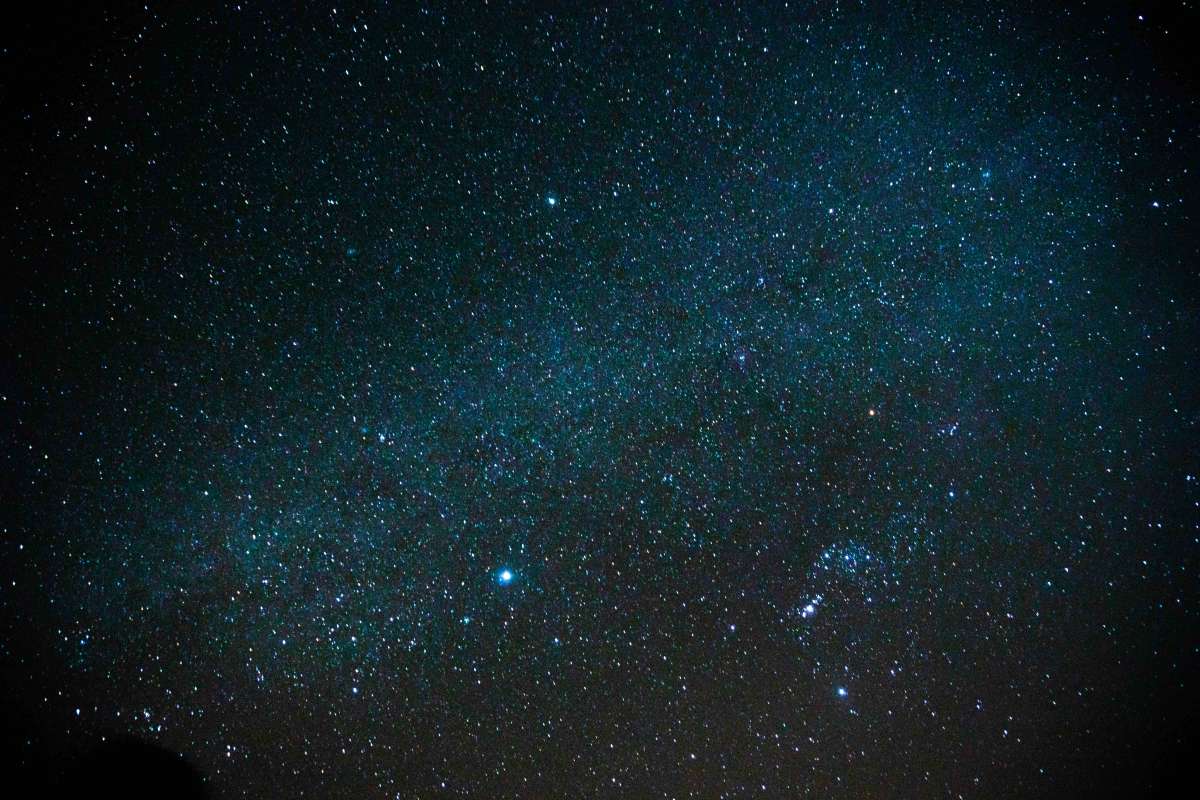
836,687 -> 848,698
497,568 -> 514,585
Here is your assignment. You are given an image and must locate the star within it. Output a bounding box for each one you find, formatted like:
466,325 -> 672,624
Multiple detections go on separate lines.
497,568 -> 514,585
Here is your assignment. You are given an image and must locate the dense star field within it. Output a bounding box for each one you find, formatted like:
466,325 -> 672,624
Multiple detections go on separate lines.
2,2 -> 1198,797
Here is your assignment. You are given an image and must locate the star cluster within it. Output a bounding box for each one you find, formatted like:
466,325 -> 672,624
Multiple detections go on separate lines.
2,2 -> 1197,798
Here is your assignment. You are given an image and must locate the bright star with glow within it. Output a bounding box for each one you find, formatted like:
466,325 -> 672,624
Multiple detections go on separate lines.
837,687 -> 848,698
497,568 -> 514,585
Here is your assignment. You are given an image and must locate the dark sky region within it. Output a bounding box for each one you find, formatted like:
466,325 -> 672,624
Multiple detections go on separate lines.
2,2 -> 1198,798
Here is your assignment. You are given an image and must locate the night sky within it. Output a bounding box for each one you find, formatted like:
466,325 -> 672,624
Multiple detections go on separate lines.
3,2 -> 1198,798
